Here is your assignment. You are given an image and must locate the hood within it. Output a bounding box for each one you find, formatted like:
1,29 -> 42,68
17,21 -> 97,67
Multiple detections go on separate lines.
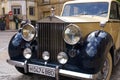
37,15 -> 108,38
56,15 -> 108,23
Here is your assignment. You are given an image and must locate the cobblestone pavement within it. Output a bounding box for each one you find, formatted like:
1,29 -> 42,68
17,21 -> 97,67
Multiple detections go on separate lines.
0,31 -> 120,80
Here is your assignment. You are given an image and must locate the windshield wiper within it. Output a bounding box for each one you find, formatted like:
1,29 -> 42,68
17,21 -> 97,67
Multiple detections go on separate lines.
74,13 -> 88,16
98,11 -> 108,16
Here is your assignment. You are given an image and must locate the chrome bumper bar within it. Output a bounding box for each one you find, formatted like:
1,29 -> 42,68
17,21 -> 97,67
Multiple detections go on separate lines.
7,59 -> 98,79
59,69 -> 97,79
7,59 -> 24,67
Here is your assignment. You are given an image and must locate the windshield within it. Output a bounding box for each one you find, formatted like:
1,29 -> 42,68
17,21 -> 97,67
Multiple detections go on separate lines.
62,2 -> 109,17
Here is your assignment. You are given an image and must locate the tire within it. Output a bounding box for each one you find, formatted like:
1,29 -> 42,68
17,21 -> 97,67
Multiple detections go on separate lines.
97,53 -> 112,80
106,53 -> 112,80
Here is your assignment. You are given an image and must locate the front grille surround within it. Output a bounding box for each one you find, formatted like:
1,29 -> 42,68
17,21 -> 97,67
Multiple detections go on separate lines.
38,23 -> 69,62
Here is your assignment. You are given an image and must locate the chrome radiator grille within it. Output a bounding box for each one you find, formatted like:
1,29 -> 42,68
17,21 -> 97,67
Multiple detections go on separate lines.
38,23 -> 68,62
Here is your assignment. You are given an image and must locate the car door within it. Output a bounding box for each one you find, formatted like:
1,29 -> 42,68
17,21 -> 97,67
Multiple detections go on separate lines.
115,2 -> 120,51
117,2 -> 120,51
109,1 -> 120,51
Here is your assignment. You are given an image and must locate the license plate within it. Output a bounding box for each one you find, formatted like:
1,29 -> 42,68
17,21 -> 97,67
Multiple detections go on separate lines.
28,64 -> 56,77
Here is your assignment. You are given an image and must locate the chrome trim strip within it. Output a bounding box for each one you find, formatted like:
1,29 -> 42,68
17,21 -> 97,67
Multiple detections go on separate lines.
59,69 -> 98,79
24,60 -> 28,73
56,66 -> 59,80
7,59 -> 24,68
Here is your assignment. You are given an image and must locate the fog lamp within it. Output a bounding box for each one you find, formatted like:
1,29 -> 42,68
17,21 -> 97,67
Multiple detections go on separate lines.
23,48 -> 32,59
42,51 -> 50,61
57,52 -> 68,64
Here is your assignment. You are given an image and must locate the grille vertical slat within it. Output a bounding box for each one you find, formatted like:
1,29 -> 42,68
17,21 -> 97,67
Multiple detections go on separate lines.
38,23 -> 68,62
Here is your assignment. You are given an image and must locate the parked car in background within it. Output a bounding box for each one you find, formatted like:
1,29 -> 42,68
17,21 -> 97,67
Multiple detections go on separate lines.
7,0 -> 120,80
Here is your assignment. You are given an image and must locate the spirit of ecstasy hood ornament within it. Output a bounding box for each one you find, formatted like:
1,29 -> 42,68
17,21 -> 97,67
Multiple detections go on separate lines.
51,6 -> 55,16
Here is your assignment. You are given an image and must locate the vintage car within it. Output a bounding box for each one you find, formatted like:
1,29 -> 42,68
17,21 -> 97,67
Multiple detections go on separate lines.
7,0 -> 120,80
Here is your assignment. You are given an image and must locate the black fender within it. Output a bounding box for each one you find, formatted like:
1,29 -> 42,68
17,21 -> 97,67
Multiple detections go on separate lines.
82,30 -> 113,73
8,30 -> 37,60
66,30 -> 113,74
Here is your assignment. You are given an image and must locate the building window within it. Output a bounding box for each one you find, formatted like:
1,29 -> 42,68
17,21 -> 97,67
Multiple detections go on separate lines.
42,0 -> 50,4
29,6 -> 35,16
2,7 -> 5,15
12,6 -> 21,15
43,11 -> 50,18
1,0 -> 4,2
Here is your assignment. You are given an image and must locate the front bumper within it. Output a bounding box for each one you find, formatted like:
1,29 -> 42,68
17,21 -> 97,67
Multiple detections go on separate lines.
7,59 -> 98,80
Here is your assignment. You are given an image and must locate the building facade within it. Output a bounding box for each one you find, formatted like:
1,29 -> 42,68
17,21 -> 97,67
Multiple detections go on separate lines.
0,0 -> 38,30
0,0 -> 71,30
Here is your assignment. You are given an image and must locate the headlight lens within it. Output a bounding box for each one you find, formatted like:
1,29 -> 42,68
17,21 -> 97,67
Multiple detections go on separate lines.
57,52 -> 68,64
22,24 -> 36,41
42,51 -> 50,61
23,48 -> 32,59
63,24 -> 81,45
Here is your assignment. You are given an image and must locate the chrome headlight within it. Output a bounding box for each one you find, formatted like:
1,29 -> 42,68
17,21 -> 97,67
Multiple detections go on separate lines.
23,48 -> 32,59
63,24 -> 81,45
22,24 -> 36,41
57,52 -> 68,64
42,51 -> 50,61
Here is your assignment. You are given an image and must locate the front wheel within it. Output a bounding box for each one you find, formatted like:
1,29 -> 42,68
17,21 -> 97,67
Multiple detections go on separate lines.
97,53 -> 112,80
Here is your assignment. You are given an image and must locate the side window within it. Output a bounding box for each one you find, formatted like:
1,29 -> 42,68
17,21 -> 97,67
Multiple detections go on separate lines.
110,2 -> 119,19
